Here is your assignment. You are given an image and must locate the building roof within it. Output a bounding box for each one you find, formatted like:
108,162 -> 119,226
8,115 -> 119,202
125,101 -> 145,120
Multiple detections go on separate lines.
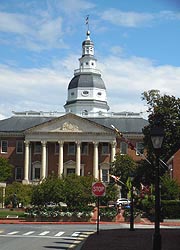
68,73 -> 106,90
0,116 -> 52,132
0,114 -> 148,134
88,117 -> 148,134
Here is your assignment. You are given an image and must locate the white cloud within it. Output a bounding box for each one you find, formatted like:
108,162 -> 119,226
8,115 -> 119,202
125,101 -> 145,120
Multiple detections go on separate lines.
1,53 -> 180,120
100,9 -> 180,28
0,11 -> 65,51
100,8 -> 154,27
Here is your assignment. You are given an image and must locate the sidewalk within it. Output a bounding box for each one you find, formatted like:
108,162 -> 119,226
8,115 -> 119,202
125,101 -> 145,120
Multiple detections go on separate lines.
81,228 -> 180,250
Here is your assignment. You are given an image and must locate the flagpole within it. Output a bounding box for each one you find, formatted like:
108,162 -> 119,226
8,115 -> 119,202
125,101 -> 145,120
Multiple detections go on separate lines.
111,124 -> 151,165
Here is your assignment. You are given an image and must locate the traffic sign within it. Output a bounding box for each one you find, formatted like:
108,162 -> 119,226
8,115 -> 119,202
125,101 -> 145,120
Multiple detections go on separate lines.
92,182 -> 106,196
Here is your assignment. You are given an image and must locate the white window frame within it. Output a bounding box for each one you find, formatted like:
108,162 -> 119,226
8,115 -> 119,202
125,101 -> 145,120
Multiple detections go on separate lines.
120,142 -> 128,155
101,143 -> 109,155
32,162 -> 41,180
100,163 -> 110,183
15,167 -> 23,180
136,142 -> 144,156
16,140 -> 23,154
81,142 -> 88,155
34,142 -> 41,154
68,142 -> 75,155
1,140 -> 8,154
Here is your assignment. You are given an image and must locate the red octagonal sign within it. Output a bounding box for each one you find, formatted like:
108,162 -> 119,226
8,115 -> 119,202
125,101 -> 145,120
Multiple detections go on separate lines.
92,182 -> 106,197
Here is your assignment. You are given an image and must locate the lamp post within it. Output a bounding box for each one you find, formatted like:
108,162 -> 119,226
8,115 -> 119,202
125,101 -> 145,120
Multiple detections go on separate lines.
150,123 -> 164,250
129,173 -> 135,231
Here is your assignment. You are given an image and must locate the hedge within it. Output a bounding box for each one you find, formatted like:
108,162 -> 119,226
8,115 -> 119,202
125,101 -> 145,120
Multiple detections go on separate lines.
162,200 -> 180,219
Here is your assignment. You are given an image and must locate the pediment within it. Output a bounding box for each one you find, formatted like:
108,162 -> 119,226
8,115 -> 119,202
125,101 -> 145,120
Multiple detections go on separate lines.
25,113 -> 113,134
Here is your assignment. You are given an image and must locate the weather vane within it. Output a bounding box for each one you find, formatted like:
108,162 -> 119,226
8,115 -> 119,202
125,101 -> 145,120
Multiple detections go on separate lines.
86,15 -> 89,30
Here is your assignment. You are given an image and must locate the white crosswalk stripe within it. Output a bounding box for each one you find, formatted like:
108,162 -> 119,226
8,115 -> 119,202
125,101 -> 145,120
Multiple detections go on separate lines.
7,231 -> 19,235
23,231 -> 35,236
54,231 -> 65,237
39,231 -> 50,236
0,230 -> 95,239
71,232 -> 81,237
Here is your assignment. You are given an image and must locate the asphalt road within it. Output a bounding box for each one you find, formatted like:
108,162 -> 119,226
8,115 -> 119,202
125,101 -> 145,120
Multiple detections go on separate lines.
0,223 -> 127,250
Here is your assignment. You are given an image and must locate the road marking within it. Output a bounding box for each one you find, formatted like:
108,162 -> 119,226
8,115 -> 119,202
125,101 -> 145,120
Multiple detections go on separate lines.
7,231 -> 19,235
71,232 -> 80,237
54,231 -> 65,237
39,231 -> 50,236
23,231 -> 35,236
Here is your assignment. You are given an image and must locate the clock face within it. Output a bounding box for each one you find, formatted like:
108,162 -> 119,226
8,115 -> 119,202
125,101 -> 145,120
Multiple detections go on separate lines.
81,90 -> 89,96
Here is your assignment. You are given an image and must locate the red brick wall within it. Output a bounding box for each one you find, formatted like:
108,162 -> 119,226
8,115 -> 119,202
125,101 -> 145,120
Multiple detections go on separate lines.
172,149 -> 180,185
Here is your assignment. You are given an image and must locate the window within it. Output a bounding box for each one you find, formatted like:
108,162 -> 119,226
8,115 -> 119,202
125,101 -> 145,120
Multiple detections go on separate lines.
81,142 -> 88,155
102,143 -> 109,155
16,140 -> 23,154
67,168 -> 75,175
15,167 -> 23,180
34,167 -> 40,179
1,140 -> 8,153
136,142 -> 144,156
68,142 -> 75,155
120,142 -> 128,154
55,142 -> 59,154
102,169 -> 109,182
34,142 -> 41,154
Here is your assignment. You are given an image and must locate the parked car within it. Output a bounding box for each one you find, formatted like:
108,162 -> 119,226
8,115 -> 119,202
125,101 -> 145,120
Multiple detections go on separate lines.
107,200 -> 116,208
116,198 -> 130,207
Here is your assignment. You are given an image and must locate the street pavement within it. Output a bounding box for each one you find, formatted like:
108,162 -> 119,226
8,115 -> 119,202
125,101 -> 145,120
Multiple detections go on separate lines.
1,219 -> 180,250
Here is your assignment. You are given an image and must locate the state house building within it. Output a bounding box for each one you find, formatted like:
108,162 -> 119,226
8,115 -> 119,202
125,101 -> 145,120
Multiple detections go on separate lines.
0,29 -> 148,184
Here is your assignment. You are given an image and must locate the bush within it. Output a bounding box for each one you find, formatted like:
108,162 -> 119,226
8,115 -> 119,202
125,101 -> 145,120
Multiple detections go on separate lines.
162,200 -> 180,219
99,207 -> 117,220
5,182 -> 33,207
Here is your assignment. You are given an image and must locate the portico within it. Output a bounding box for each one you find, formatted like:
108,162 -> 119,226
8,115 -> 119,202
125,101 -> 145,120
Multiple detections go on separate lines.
23,113 -> 116,183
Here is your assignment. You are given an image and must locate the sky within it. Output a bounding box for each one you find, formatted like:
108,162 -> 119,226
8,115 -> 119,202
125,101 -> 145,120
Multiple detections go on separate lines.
0,0 -> 180,120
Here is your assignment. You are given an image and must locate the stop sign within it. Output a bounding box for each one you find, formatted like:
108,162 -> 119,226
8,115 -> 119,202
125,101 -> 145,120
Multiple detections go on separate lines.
92,182 -> 106,196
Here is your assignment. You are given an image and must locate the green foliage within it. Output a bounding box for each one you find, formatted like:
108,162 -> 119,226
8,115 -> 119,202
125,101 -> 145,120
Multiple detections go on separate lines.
99,207 -> 117,219
142,89 -> 180,162
0,157 -> 13,182
0,209 -> 25,218
100,184 -> 119,205
111,154 -> 137,183
110,154 -> 137,196
31,175 -> 96,211
162,200 -> 180,219
31,175 -> 64,205
5,182 -> 32,207
161,173 -> 180,200
62,174 -> 95,211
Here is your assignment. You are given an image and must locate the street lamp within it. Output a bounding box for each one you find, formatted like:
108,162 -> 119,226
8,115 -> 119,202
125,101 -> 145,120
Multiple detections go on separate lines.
150,123 -> 164,250
129,173 -> 135,231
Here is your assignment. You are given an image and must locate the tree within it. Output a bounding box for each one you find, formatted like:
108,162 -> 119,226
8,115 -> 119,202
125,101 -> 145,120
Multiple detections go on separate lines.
142,89 -> 180,162
0,157 -> 13,182
110,154 -> 137,196
161,173 -> 180,200
5,182 -> 32,207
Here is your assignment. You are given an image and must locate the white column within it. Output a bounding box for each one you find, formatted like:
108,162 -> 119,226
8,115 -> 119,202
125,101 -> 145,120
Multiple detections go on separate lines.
93,142 -> 99,180
76,141 -> 81,176
58,141 -> 64,177
41,141 -> 47,179
111,140 -> 116,162
23,141 -> 30,184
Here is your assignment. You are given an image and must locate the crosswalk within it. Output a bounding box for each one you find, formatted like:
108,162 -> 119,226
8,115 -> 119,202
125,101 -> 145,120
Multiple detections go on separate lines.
0,230 -> 94,239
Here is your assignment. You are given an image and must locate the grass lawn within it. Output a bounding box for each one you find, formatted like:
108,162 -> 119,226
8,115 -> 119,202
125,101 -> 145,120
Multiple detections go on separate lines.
0,209 -> 25,218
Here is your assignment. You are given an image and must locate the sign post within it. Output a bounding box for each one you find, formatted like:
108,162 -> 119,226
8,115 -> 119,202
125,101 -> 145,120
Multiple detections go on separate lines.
92,182 -> 106,234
